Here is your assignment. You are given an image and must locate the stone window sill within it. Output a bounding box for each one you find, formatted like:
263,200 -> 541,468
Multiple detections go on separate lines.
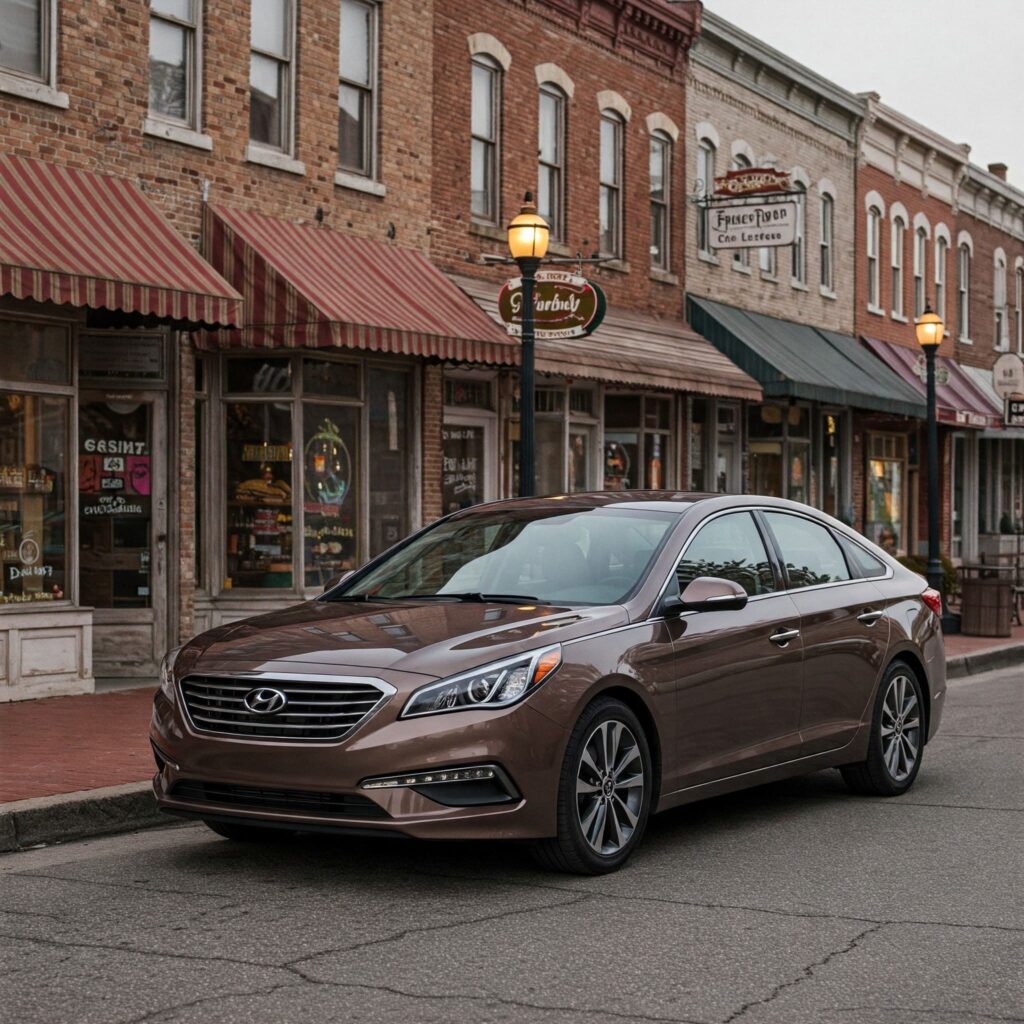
730,261 -> 752,276
892,312 -> 909,324
760,272 -> 779,284
820,286 -> 838,301
334,169 -> 385,196
600,258 -> 630,274
697,250 -> 719,266
867,304 -> 885,317
469,221 -> 506,244
650,267 -> 679,286
790,279 -> 809,292
245,143 -> 305,176
0,70 -> 68,108
958,335 -> 973,345
144,117 -> 213,151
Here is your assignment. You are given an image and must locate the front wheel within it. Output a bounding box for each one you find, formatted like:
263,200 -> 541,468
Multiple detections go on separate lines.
841,661 -> 925,796
532,697 -> 653,875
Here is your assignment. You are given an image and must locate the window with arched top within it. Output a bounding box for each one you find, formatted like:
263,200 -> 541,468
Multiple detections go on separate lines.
470,54 -> 501,223
957,243 -> 971,341
913,227 -> 928,318
537,84 -> 566,241
819,194 -> 834,292
994,253 -> 1008,350
791,181 -> 806,285
696,138 -> 716,255
867,206 -> 882,310
649,130 -> 672,271
935,236 -> 948,324
599,110 -> 624,257
1016,266 -> 1024,354
891,215 -> 906,318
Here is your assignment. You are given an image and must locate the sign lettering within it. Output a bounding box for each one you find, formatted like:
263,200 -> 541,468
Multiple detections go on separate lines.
498,271 -> 607,340
709,201 -> 797,249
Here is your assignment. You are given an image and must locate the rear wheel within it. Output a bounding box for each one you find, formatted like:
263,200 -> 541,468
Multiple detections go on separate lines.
841,661 -> 925,796
532,697 -> 653,875
203,819 -> 290,842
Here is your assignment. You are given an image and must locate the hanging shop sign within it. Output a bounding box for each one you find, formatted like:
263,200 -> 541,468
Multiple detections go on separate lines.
993,352 -> 1024,400
713,167 -> 792,196
708,201 -> 797,250
1006,397 -> 1024,428
498,270 -> 607,340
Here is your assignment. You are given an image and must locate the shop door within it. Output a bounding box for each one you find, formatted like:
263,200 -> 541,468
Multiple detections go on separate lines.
442,412 -> 495,514
78,392 -> 167,678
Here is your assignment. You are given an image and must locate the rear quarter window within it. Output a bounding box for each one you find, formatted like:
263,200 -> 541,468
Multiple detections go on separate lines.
839,536 -> 888,579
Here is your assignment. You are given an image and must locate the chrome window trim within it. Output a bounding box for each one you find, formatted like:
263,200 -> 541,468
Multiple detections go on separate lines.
646,505 -> 894,621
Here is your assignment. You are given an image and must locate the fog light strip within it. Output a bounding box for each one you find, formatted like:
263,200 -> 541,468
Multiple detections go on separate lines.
361,765 -> 499,790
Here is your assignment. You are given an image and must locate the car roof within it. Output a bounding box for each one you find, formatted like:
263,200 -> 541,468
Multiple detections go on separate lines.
452,491 -> 717,516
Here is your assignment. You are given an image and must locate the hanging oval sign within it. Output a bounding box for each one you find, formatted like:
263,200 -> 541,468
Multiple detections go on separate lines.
498,270 -> 606,340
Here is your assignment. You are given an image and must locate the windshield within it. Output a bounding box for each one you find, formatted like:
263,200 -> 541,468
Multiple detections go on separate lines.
335,506 -> 680,606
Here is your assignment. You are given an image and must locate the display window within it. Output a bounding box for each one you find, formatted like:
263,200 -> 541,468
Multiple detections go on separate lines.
604,393 -> 672,490
865,432 -> 907,555
747,403 -> 812,502
443,373 -> 496,514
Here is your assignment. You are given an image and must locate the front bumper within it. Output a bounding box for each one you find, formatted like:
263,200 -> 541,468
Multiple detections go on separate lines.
150,678 -> 569,841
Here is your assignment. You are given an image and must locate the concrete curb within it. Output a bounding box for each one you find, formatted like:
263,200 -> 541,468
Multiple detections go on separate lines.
946,641 -> 1024,679
0,781 -> 170,853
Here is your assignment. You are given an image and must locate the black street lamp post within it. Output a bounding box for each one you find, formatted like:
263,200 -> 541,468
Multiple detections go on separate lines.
915,302 -> 945,601
507,194 -> 550,497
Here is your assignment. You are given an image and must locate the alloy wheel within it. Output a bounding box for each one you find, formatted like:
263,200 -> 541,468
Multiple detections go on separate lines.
880,673 -> 921,782
575,719 -> 645,856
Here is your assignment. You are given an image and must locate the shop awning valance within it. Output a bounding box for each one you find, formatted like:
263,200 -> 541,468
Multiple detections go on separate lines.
687,296 -> 927,418
861,336 -> 1001,430
960,363 -> 1024,440
200,205 -> 517,364
450,275 -> 762,401
0,155 -> 241,327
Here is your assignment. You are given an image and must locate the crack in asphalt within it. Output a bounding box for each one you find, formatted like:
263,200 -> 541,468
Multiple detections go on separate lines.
829,1007 -> 1024,1022
0,906 -> 63,921
120,981 -> 307,1024
719,921 -> 887,1023
872,801 -> 1023,813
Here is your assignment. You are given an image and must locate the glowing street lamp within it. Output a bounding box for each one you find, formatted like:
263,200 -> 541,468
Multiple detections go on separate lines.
915,301 -> 945,603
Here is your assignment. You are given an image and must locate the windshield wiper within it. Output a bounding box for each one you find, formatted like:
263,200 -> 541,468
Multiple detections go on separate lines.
389,592 -> 541,604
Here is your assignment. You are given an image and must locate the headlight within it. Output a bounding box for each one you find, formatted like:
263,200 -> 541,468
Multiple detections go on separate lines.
159,646 -> 182,700
401,645 -> 562,718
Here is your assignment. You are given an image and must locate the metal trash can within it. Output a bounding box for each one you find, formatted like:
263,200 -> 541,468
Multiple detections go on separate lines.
960,576 -> 1014,637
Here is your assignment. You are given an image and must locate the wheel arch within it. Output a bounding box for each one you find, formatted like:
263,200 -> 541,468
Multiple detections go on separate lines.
887,648 -> 931,742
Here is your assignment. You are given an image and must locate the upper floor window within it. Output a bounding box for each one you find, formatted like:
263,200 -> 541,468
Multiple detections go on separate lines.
470,55 -> 500,223
957,243 -> 971,341
537,84 -> 566,242
599,111 -> 623,258
791,182 -> 806,285
867,206 -> 882,309
731,154 -> 751,269
913,227 -> 927,318
0,0 -> 51,80
696,140 -> 715,255
1016,267 -> 1023,354
935,237 -> 948,324
338,0 -> 377,177
649,131 -> 671,271
250,0 -> 295,152
994,254 -> 1008,350
149,0 -> 200,126
819,194 -> 834,292
891,216 -> 906,318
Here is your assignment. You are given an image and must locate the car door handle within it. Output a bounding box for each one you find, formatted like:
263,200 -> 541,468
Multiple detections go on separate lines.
769,628 -> 800,646
857,610 -> 884,626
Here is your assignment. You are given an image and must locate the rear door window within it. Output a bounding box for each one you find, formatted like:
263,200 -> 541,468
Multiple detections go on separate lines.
676,512 -> 776,597
763,512 -> 851,589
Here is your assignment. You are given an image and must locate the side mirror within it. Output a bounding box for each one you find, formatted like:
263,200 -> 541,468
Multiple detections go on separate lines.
323,569 -> 355,594
660,576 -> 749,616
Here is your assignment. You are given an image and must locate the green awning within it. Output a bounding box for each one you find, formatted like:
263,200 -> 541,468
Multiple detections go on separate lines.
687,295 -> 927,418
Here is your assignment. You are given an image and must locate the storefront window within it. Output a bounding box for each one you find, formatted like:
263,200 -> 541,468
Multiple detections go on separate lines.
0,323 -> 70,386
226,357 -> 292,395
225,401 -> 294,589
689,398 -> 707,491
716,404 -> 739,493
865,433 -> 906,554
303,403 -> 359,588
78,400 -> 154,609
747,403 -> 816,503
367,367 -> 411,556
604,394 -> 672,490
0,394 -> 68,605
820,413 -> 843,519
443,422 -> 487,514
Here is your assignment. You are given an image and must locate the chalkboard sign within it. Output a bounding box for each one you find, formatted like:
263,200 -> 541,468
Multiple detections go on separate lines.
442,424 -> 485,514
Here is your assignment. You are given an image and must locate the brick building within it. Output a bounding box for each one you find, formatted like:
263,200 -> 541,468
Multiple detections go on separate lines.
428,0 -> 761,508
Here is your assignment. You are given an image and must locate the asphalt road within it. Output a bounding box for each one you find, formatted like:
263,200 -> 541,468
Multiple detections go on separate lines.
1,666 -> 1021,1024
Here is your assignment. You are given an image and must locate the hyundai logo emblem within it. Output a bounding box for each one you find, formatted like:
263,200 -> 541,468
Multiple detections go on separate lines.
243,687 -> 288,715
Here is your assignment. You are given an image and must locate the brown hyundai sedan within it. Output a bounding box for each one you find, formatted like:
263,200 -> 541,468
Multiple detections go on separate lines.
152,492 -> 946,874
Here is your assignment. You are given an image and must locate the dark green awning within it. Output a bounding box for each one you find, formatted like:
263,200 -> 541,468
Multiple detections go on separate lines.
687,295 -> 926,418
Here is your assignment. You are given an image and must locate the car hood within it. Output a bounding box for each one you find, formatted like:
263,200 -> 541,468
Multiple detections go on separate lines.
178,598 -> 628,681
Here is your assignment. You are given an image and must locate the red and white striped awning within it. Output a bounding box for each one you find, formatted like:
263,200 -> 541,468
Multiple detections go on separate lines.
200,204 -> 517,364
0,155 -> 241,326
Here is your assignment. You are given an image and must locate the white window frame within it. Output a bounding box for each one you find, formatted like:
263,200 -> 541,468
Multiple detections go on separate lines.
0,0 -> 67,108
730,153 -> 752,271
891,216 -> 906,320
248,0 -> 297,157
790,182 -> 807,286
819,193 -> 834,294
866,203 -> 883,314
1016,263 -> 1024,354
913,226 -> 927,318
994,250 -> 1009,351
957,241 -> 972,343
336,0 -> 379,181
649,130 -> 672,272
696,139 -> 716,258
935,234 -> 948,329
599,110 -> 624,259
470,54 -> 501,225
537,83 -> 566,242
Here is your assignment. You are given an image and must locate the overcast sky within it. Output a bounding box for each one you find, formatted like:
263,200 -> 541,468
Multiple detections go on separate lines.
703,0 -> 1022,189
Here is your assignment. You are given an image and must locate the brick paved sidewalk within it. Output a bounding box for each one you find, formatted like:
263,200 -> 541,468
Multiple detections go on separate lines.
1,622 -> 1021,809
0,686 -> 155,803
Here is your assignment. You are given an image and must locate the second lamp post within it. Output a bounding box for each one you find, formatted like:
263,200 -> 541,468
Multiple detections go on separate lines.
915,301 -> 945,603
507,193 -> 550,497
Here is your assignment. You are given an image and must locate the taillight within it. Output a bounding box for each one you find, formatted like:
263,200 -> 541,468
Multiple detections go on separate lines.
921,588 -> 942,617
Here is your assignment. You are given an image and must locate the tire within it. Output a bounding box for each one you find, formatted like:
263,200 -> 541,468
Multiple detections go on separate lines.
203,819 -> 290,842
531,697 -> 653,875
841,660 -> 925,797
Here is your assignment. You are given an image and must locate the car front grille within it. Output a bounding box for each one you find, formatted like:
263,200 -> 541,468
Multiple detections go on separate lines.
170,779 -> 390,819
179,674 -> 392,743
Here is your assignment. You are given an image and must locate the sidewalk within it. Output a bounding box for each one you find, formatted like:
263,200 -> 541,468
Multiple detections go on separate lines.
2,628 -> 1022,852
